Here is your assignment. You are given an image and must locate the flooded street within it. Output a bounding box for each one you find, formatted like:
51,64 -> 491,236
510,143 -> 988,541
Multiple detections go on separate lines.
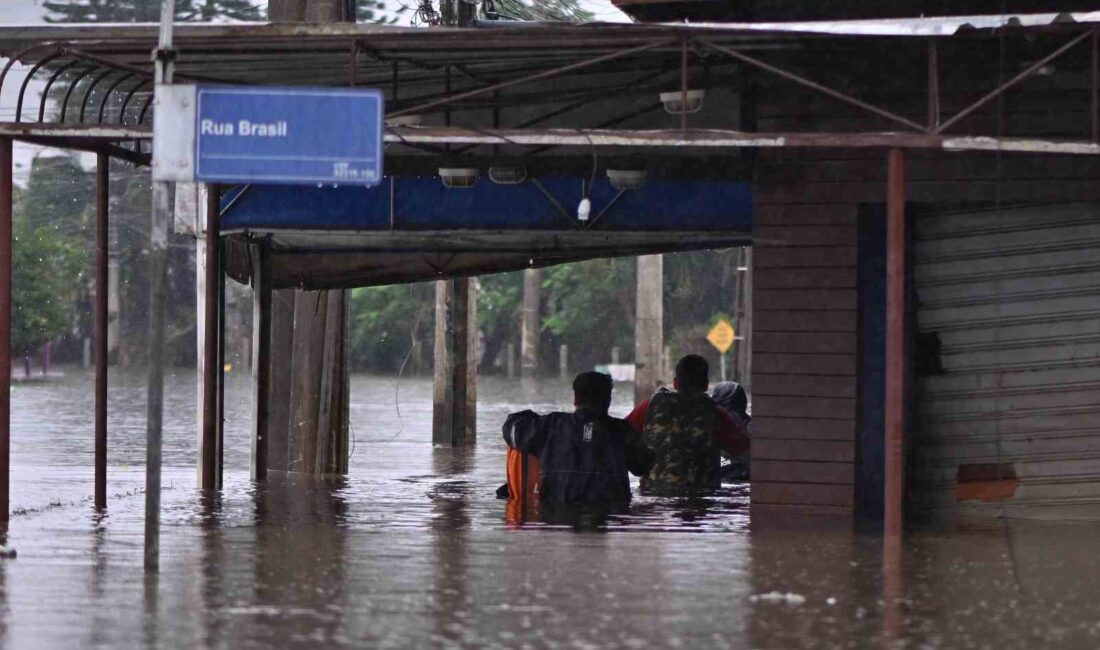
2,368 -> 1100,649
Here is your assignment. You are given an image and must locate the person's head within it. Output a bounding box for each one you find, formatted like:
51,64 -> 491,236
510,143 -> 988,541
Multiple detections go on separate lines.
573,371 -> 613,415
711,381 -> 749,419
673,354 -> 709,394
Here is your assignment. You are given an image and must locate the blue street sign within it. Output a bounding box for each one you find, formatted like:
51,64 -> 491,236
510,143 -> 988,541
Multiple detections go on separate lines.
194,86 -> 384,186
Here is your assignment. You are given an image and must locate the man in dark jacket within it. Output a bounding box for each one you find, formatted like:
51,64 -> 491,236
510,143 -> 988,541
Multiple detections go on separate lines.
502,371 -> 654,506
626,355 -> 749,493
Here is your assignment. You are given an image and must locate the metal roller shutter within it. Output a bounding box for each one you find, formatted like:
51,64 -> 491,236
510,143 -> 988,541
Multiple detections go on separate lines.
913,203 -> 1100,519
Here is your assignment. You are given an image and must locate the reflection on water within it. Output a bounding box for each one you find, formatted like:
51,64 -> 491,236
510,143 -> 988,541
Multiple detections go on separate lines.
3,368 -> 1100,648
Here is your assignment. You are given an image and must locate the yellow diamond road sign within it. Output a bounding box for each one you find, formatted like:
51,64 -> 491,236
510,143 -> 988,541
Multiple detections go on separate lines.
706,319 -> 736,354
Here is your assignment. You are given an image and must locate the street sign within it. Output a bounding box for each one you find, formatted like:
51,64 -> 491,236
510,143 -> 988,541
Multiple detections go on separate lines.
153,85 -> 384,186
706,319 -> 736,353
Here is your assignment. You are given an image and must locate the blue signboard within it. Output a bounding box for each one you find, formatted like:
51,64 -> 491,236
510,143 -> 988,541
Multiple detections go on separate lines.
194,86 -> 384,186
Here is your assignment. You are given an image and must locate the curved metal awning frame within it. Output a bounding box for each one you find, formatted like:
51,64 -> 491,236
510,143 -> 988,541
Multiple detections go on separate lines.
0,16 -> 1097,164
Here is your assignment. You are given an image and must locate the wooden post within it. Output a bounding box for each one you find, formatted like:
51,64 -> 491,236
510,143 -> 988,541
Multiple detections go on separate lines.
0,137 -> 11,524
433,278 -> 477,445
289,290 -> 327,471
266,289 -> 294,472
635,254 -> 664,404
95,153 -> 108,510
505,342 -> 515,380
250,242 -> 271,481
885,148 -> 906,539
201,185 -> 220,490
520,268 -> 540,377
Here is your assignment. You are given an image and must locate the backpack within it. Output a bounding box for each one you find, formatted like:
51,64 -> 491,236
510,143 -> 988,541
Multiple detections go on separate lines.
641,388 -> 721,491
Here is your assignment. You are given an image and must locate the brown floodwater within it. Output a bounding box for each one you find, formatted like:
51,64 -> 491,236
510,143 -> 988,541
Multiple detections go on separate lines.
3,367 -> 1100,649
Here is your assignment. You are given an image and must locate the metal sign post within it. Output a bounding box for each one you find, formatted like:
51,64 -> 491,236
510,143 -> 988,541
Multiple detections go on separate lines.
145,0 -> 176,573
706,318 -> 735,381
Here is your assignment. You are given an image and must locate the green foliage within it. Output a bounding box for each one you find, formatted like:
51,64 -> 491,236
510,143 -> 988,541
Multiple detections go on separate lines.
349,283 -> 434,373
475,271 -> 522,373
43,0 -> 263,22
11,156 -> 92,356
542,257 -> 635,370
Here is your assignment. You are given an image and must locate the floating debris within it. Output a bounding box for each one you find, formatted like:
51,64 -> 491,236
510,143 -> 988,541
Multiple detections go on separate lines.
751,592 -> 806,605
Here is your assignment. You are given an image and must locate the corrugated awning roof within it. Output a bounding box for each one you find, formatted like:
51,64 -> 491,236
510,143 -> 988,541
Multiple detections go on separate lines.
0,14 -> 1096,160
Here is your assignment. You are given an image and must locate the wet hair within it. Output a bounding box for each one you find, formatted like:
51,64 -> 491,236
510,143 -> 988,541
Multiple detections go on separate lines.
675,354 -> 709,392
573,371 -> 613,413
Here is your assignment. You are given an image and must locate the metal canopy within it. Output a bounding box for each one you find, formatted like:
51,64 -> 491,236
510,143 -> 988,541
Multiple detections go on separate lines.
0,15 -> 1098,161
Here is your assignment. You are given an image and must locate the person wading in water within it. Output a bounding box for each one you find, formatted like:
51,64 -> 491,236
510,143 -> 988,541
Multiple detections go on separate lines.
626,355 -> 749,494
501,371 -> 654,519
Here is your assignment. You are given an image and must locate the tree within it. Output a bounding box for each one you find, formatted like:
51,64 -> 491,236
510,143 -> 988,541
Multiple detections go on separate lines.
541,257 -> 635,372
11,156 -> 92,359
43,0 -> 263,22
476,271 -> 522,373
349,283 -> 434,373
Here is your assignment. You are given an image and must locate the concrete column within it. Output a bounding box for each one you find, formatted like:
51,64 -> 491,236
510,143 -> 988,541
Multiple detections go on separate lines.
520,268 -> 540,377
634,254 -> 664,404
433,278 -> 477,446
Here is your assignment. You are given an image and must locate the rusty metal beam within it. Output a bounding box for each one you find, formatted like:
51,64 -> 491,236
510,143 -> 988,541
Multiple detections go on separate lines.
885,147 -> 906,539
15,54 -> 60,123
2,123 -> 1099,156
118,78 -> 151,125
97,72 -> 137,123
936,30 -> 1093,134
78,69 -> 116,123
388,39 -> 671,119
59,67 -> 95,123
698,37 -> 929,133
37,60 -> 81,122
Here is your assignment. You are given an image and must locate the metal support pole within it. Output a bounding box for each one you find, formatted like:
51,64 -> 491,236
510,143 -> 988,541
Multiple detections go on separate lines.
201,185 -> 220,490
0,137 -> 11,524
146,0 -> 176,572
215,237 -> 225,490
885,148 -> 906,538
95,153 -> 108,511
250,242 -> 271,481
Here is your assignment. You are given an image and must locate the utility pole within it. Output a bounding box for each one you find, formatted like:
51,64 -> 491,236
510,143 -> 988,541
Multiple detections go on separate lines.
635,255 -> 664,404
520,268 -> 540,378
146,0 -> 176,572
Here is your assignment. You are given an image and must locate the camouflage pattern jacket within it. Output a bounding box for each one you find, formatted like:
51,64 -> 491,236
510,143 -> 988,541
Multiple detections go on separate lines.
628,388 -> 748,493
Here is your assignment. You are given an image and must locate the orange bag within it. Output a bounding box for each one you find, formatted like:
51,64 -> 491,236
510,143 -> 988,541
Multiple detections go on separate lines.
507,448 -> 540,504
